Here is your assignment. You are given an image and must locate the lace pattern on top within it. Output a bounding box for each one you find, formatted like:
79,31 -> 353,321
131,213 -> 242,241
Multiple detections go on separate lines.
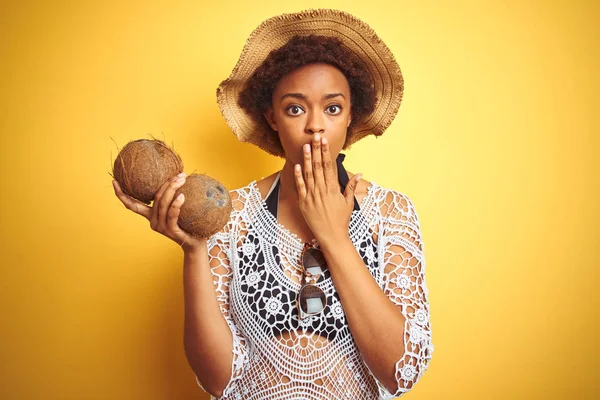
194,179 -> 434,399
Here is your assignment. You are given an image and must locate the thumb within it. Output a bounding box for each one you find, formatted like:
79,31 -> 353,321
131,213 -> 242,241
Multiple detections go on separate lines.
344,173 -> 362,207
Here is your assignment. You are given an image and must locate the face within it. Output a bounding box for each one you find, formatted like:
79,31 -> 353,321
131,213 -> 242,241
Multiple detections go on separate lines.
264,63 -> 352,164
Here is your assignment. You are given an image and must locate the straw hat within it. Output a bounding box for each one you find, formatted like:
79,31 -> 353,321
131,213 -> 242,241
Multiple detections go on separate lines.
217,9 -> 404,158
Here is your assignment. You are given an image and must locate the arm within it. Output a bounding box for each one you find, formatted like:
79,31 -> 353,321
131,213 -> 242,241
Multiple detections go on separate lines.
183,197 -> 249,398
113,175 -> 249,397
319,191 -> 433,398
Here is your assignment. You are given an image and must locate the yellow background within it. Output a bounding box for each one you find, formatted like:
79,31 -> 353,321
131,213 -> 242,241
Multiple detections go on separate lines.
1,0 -> 598,399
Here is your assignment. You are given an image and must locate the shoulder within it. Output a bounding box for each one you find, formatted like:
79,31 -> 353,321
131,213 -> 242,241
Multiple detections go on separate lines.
253,171 -> 280,201
224,177 -> 265,213
228,186 -> 252,214
345,169 -> 419,223
371,183 -> 421,228
222,172 -> 278,216
211,180 -> 255,238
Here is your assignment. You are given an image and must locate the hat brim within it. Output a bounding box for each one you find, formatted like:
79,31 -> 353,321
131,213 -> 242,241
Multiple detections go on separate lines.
217,9 -> 404,158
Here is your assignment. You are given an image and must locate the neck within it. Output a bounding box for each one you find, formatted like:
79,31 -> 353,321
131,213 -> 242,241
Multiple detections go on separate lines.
279,157 -> 341,202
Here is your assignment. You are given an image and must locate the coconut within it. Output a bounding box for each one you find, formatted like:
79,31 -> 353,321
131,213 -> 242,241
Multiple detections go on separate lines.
175,174 -> 232,238
112,139 -> 183,204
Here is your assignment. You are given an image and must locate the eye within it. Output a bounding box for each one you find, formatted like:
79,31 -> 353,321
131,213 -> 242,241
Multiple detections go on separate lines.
286,105 -> 305,116
326,105 -> 342,115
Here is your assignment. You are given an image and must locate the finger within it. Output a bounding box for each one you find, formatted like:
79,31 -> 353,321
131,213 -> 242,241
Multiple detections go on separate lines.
156,175 -> 186,231
294,164 -> 307,199
150,173 -> 186,229
303,143 -> 314,194
154,172 -> 186,206
113,180 -> 151,219
320,137 -> 335,192
345,173 -> 362,209
311,133 -> 324,192
166,192 -> 188,239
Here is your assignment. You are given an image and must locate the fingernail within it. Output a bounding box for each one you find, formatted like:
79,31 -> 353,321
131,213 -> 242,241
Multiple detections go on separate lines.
177,172 -> 186,178
322,137 -> 327,144
356,174 -> 362,182
304,144 -> 310,152
315,133 -> 320,141
177,193 -> 184,201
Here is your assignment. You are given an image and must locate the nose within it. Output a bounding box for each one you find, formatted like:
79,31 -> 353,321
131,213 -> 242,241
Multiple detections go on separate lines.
305,109 -> 325,135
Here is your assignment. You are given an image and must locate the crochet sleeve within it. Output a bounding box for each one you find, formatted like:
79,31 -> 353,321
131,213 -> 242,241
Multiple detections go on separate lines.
194,191 -> 249,397
369,191 -> 434,399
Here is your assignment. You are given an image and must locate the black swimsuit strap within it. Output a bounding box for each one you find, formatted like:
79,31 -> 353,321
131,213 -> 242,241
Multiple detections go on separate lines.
265,152 -> 360,217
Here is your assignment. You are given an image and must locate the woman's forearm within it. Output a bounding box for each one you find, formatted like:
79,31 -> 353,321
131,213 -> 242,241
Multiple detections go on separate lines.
319,235 -> 406,394
182,242 -> 234,397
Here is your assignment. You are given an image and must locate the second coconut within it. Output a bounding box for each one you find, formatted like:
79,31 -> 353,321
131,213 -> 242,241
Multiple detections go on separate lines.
176,174 -> 232,238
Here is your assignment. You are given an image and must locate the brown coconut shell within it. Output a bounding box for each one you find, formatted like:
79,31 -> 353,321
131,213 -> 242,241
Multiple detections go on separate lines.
112,139 -> 183,204
175,174 -> 232,238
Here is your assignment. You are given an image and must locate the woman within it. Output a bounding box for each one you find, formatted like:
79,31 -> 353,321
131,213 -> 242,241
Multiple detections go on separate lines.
113,9 -> 433,400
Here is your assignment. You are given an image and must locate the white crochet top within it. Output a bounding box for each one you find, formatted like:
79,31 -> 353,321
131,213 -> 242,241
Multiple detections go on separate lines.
194,177 -> 434,399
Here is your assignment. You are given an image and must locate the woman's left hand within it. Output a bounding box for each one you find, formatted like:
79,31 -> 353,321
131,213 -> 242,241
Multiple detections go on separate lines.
294,133 -> 362,244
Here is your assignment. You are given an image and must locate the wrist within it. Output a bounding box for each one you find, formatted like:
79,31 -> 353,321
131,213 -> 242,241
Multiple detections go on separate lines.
317,231 -> 351,249
182,238 -> 207,257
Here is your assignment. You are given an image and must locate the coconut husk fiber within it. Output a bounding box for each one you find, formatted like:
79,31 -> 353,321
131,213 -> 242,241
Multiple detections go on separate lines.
175,174 -> 232,238
112,139 -> 183,204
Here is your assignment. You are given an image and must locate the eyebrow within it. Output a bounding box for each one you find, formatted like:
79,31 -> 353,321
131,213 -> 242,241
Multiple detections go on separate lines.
280,92 -> 346,101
